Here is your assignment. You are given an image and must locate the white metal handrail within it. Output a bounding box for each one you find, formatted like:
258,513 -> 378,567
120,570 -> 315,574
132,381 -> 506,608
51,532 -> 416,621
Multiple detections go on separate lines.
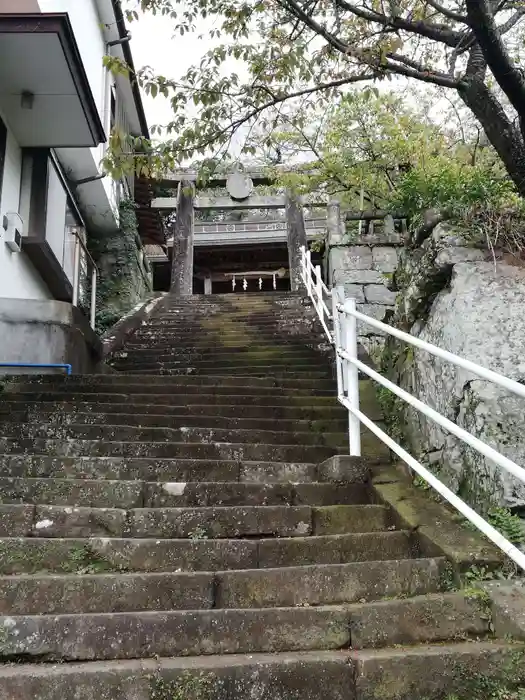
72,230 -> 98,330
300,247 -> 332,342
299,250 -> 525,572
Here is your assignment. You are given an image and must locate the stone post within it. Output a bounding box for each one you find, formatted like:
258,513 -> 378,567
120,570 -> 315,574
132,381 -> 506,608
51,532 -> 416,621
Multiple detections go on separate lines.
326,200 -> 343,247
285,191 -> 307,292
170,180 -> 194,295
204,277 -> 212,295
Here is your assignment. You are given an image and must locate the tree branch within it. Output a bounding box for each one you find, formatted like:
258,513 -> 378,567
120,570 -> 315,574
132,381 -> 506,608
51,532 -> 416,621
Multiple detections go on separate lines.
465,0 -> 525,129
336,0 -> 463,46
425,0 -> 467,23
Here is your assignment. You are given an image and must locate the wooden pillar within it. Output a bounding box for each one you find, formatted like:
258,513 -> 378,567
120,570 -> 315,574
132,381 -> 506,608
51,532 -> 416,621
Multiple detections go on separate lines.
204,276 -> 212,295
285,191 -> 307,292
170,180 -> 194,295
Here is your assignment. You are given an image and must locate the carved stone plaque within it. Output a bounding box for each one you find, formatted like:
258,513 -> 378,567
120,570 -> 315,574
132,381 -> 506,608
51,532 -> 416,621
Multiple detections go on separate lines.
226,172 -> 254,201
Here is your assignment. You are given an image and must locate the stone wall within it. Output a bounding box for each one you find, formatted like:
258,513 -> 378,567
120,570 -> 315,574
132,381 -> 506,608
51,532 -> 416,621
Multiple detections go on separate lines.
326,212 -> 403,354
382,223 -> 525,512
89,199 -> 153,335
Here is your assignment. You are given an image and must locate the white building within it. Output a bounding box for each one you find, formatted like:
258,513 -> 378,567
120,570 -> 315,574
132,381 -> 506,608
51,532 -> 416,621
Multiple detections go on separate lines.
0,0 -> 153,372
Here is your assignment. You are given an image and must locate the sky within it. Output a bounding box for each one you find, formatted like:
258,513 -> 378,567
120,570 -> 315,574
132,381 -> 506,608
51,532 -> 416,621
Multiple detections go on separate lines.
129,11 -> 195,129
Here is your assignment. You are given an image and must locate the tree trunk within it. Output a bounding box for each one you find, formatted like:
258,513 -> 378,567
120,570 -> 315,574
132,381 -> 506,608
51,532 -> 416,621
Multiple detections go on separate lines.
458,51 -> 525,198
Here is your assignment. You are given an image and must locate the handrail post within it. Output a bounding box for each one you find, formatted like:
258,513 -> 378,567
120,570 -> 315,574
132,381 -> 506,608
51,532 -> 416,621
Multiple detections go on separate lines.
72,236 -> 81,307
90,267 -> 97,330
305,249 -> 312,296
343,297 -> 361,456
314,263 -> 323,321
332,286 -> 345,399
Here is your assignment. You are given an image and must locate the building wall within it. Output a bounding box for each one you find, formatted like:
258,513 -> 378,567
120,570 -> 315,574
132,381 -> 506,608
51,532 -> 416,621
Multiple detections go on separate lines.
0,0 -> 40,10
0,112 -> 51,300
37,0 -> 106,121
38,0 -> 119,229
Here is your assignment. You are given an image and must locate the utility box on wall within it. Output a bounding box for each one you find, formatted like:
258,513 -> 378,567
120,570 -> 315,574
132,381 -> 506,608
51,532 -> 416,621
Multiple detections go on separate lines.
2,211 -> 23,253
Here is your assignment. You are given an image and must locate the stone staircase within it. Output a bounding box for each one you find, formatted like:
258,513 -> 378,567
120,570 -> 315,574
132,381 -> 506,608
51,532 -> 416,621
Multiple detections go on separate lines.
0,292 -> 522,700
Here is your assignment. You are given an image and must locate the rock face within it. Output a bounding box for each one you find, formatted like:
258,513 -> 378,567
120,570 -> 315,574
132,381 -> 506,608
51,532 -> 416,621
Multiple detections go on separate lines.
385,222 -> 525,510
405,261 -> 525,509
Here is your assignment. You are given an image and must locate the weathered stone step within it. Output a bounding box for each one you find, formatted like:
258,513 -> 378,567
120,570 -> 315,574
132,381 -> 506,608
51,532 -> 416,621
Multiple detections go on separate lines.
0,594 -> 488,661
0,436 -> 385,463
0,531 -> 416,574
114,367 -> 334,378
0,651 -> 357,700
111,343 -> 332,357
0,644 -> 519,700
0,558 -> 446,615
6,374 -> 340,389
2,401 -> 351,422
123,338 -> 330,350
0,455 -> 330,483
0,477 -> 370,508
130,328 -> 327,340
145,318 -> 319,329
2,392 -> 341,408
9,423 -> 349,449
6,382 -> 335,397
354,641 -> 525,700
110,351 -> 330,366
16,503 -> 389,538
130,331 -> 325,343
112,365 -> 334,378
8,411 -> 350,434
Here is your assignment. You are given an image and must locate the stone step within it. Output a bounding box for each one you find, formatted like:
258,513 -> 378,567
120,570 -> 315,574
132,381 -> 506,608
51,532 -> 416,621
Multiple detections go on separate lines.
8,411 -> 350,434
2,401 -> 351,422
0,436 -> 385,462
0,478 -> 370,508
130,332 -> 325,343
144,319 -> 320,330
0,558 -> 446,615
0,531 -> 416,574
353,641 -> 525,700
113,366 -> 334,378
9,423 -> 349,449
122,338 -> 330,350
109,352 -> 332,367
6,383 -> 336,397
111,361 -> 333,373
0,593 -> 489,661
110,343 -> 332,357
0,455 -> 344,483
17,503 -> 390,539
0,643 -> 520,700
129,330 -> 327,342
6,374 -> 341,389
1,392 -> 341,407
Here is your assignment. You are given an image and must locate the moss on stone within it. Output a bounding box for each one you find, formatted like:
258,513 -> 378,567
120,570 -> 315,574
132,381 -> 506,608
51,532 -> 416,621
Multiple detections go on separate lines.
88,199 -> 152,335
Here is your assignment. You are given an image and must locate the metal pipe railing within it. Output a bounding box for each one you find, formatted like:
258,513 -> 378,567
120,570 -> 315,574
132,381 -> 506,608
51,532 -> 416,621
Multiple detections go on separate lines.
299,249 -> 525,573
300,247 -> 332,342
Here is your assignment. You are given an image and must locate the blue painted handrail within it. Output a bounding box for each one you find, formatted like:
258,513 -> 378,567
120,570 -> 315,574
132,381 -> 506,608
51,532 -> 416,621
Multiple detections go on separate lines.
0,363 -> 72,375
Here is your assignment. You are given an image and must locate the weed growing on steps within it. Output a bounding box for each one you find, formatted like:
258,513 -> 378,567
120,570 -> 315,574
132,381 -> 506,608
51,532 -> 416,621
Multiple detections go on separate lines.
65,545 -> 122,574
188,526 -> 209,540
149,670 -> 216,700
445,648 -> 525,700
487,507 -> 525,545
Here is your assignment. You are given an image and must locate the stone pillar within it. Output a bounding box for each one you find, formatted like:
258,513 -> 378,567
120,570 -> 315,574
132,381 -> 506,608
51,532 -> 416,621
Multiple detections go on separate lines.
170,181 -> 194,295
285,191 -> 307,292
204,277 -> 212,295
326,200 -> 343,248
